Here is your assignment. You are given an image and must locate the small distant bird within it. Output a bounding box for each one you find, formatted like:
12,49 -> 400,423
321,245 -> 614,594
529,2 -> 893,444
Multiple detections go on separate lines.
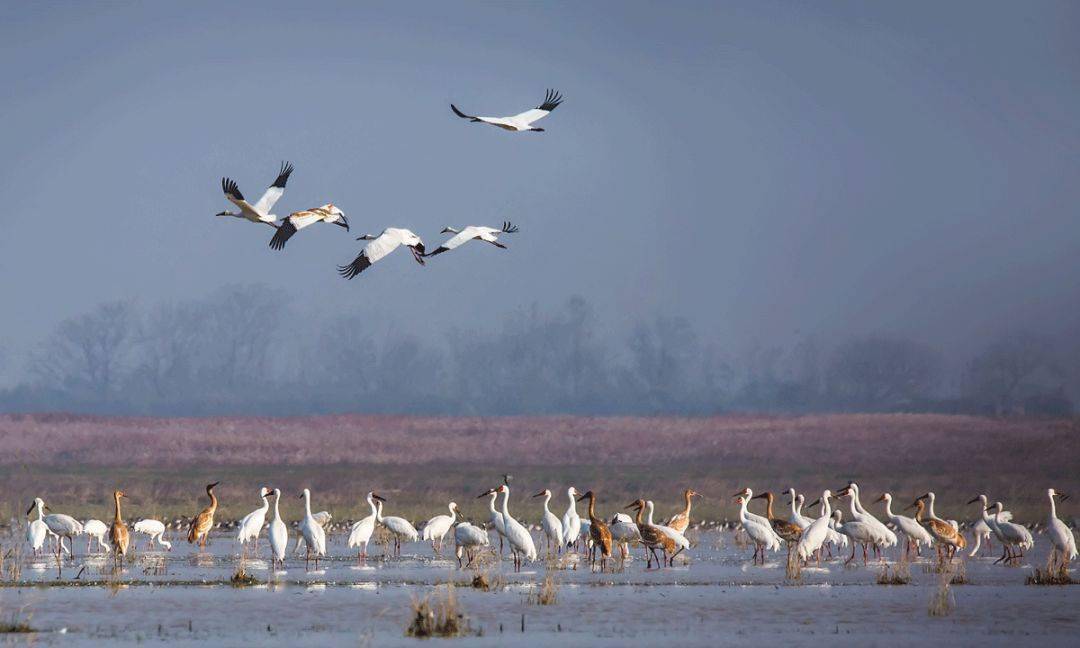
217,162 -> 294,227
188,482 -> 220,549
109,490 -> 130,563
425,222 -> 518,258
338,228 -> 426,279
451,89 -> 564,132
269,204 -> 349,250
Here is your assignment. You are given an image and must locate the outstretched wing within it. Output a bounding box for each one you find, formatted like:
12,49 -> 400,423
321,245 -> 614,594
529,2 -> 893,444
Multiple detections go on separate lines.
268,221 -> 297,250
427,228 -> 479,256
450,104 -> 480,122
511,89 -> 563,124
221,178 -> 261,220
501,221 -> 519,233
253,161 -> 293,215
338,232 -> 402,279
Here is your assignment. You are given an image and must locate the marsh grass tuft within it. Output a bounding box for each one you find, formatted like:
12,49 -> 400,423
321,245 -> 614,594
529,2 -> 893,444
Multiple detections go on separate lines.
876,562 -> 911,585
469,567 -> 504,592
0,616 -> 34,634
527,573 -> 559,605
1027,553 -> 1075,586
230,563 -> 259,587
927,564 -> 957,617
406,584 -> 471,638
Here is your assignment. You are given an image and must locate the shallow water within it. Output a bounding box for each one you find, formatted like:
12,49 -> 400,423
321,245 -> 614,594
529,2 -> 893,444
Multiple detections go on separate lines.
1,530 -> 1077,646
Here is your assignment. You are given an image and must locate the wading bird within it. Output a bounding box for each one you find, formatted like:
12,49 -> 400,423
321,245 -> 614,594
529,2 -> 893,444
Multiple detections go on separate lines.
562,487 -> 582,551
577,490 -> 613,571
33,499 -> 82,560
839,482 -> 897,554
26,500 -> 56,556
217,162 -> 293,228
425,222 -> 518,258
796,490 -> 833,563
133,519 -> 171,551
299,488 -> 327,570
483,489 -> 507,555
875,492 -> 932,559
83,519 -> 110,553
377,498 -> 419,556
450,89 -> 563,132
236,487 -> 272,551
907,493 -> 966,561
989,500 -> 1033,564
421,502 -> 459,554
627,499 -> 674,568
108,490 -> 130,564
269,204 -> 349,250
533,489 -> 564,555
454,522 -> 490,568
490,484 -> 537,571
608,511 -> 640,561
348,492 -> 385,564
1045,488 -> 1077,564
646,501 -> 689,563
735,495 -> 781,565
666,488 -> 701,534
268,488 -> 288,570
188,482 -> 220,549
338,228 -> 426,279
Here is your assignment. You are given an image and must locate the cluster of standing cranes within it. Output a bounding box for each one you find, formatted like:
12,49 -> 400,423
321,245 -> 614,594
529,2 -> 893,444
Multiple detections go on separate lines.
215,90 -> 563,278
23,480 -> 1076,576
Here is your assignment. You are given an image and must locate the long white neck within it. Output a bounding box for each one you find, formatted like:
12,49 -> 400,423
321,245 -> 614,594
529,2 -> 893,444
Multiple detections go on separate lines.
259,495 -> 269,513
566,492 -> 578,516
488,494 -> 498,515
273,493 -> 282,521
847,496 -> 859,518
796,497 -> 804,516
789,494 -> 799,517
852,488 -> 866,514
542,493 -> 552,513
500,489 -> 512,519
303,492 -> 313,517
884,497 -> 895,518
444,227 -> 460,234
820,495 -> 832,519
646,501 -> 657,526
1049,494 -> 1058,520
368,496 -> 378,518
376,501 -> 384,522
36,501 -> 45,521
927,495 -> 939,521
448,504 -> 457,523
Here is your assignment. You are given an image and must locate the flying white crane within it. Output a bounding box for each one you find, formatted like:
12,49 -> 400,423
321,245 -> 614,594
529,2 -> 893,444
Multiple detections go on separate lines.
133,519 -> 172,551
236,487 -> 271,551
82,519 -> 111,553
376,499 -> 419,555
298,488 -> 327,570
348,492 -> 385,563
338,228 -> 426,279
425,222 -> 519,258
454,522 -> 490,568
1045,488 -> 1077,564
532,490 -> 564,555
796,490 -> 834,563
450,89 -> 564,132
421,502 -> 459,554
268,488 -> 288,570
562,487 -> 583,551
875,492 -> 932,558
217,161 -> 293,227
269,204 -> 349,250
491,484 -> 537,571
734,495 -> 781,565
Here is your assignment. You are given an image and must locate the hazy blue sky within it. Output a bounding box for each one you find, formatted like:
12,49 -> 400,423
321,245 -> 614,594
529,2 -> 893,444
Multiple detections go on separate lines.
1,1 -> 1078,383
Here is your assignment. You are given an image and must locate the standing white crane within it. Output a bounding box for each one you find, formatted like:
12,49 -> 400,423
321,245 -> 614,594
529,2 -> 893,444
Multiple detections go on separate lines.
33,499 -> 83,560
26,500 -> 56,556
840,482 -> 898,552
785,489 -> 813,530
268,488 -> 288,570
236,487 -> 271,552
646,500 -> 689,563
836,487 -> 890,564
450,89 -> 564,132
425,222 -> 519,258
989,500 -> 1034,563
489,485 -> 537,571
133,519 -> 172,551
338,228 -> 426,279
608,512 -> 640,560
298,489 -> 327,570
733,488 -> 775,529
796,490 -> 834,563
453,522 -> 490,568
216,162 -> 293,227
421,502 -> 459,554
562,487 -> 583,551
800,493 -> 846,556
874,493 -> 932,558
907,493 -> 966,561
480,489 -> 508,555
1045,488 -> 1077,564
82,519 -> 111,553
966,494 -> 1010,560
348,492 -> 385,563
831,509 -> 877,565
532,490 -> 564,556
734,495 -> 781,565
376,499 -> 419,556
269,204 -> 349,250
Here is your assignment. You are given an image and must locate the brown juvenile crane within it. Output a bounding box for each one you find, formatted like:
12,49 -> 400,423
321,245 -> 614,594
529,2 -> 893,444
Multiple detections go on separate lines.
188,482 -> 220,549
108,489 -> 130,565
907,493 -> 966,562
665,488 -> 701,534
577,490 -> 613,571
752,491 -> 804,543
627,499 -> 676,568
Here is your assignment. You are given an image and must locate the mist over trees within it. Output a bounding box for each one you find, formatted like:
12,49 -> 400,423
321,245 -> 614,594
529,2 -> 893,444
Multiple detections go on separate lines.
1,285 -> 1073,417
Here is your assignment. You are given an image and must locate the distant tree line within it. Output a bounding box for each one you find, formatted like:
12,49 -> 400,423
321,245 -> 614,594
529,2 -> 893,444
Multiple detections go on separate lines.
0,284 -> 1073,417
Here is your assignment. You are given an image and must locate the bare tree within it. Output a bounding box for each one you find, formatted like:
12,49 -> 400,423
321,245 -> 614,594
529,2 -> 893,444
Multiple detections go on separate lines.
32,300 -> 135,399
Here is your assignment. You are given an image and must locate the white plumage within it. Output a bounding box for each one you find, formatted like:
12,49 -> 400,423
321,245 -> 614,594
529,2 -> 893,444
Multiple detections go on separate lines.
454,522 -> 490,568
377,500 -> 419,555
236,487 -> 271,548
133,519 -> 172,551
217,162 -> 293,227
426,222 -> 518,258
533,489 -> 564,554
268,488 -> 288,569
796,490 -> 834,562
83,519 -> 111,553
348,492 -> 384,561
298,488 -> 327,569
561,487 -> 582,549
494,484 -> 537,570
338,228 -> 426,279
1046,488 -> 1078,561
735,495 -> 781,563
451,89 -> 564,132
269,204 -> 349,250
421,502 -> 459,552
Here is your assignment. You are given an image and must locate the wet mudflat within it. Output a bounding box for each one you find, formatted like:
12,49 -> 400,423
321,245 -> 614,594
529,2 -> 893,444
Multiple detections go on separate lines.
1,532 -> 1077,646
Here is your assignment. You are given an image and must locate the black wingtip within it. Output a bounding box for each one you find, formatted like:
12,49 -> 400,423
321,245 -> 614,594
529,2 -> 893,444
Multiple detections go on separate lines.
537,88 -> 563,112
270,161 -> 294,189
268,221 -> 296,250
221,177 -> 244,201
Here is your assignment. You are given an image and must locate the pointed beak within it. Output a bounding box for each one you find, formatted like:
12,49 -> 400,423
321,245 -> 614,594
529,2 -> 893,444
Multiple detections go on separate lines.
372,493 -> 386,503
532,491 -> 545,498
215,211 -> 229,217
873,494 -> 885,504
477,490 -> 492,499
966,497 -> 980,505
750,493 -> 766,500
576,494 -> 587,502
1061,494 -> 1070,502
25,504 -> 34,516
337,215 -> 349,230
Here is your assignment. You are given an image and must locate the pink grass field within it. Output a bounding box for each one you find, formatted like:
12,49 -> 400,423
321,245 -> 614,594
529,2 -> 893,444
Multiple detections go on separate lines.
0,413 -> 1076,522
